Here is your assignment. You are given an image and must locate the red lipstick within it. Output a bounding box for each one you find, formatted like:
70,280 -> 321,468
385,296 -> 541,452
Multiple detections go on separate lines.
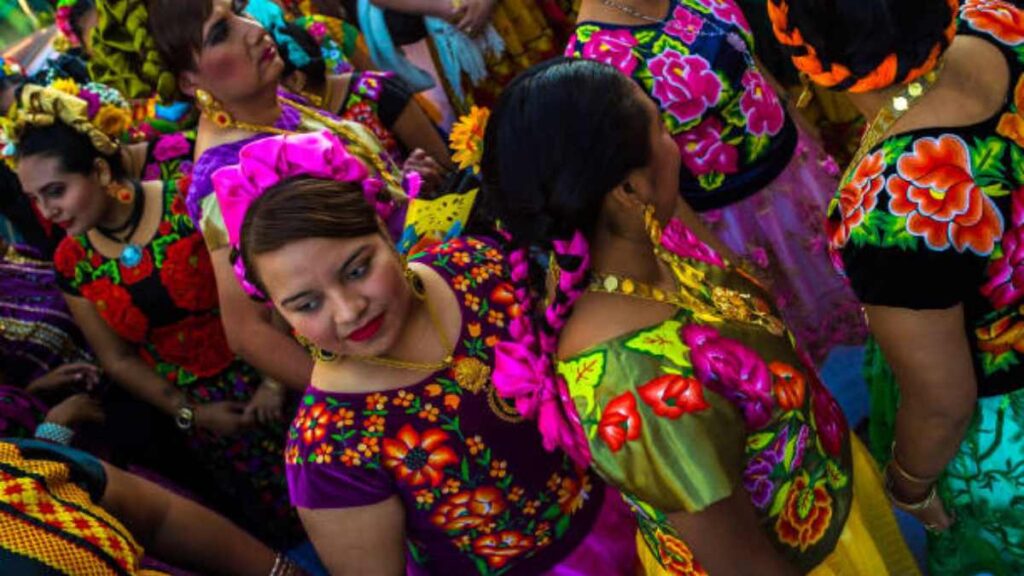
346,314 -> 384,343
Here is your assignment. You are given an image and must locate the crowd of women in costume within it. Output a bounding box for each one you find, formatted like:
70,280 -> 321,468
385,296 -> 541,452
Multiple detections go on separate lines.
0,0 -> 1021,574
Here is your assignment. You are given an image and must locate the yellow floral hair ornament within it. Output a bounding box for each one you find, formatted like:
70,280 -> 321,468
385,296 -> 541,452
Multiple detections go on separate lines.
449,106 -> 490,174
9,85 -> 123,161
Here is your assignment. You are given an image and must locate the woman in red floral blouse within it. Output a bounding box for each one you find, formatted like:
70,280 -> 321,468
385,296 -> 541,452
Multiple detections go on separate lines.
11,86 -> 302,549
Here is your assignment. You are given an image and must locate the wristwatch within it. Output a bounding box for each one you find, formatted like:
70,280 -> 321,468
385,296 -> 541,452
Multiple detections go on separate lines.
175,403 -> 196,431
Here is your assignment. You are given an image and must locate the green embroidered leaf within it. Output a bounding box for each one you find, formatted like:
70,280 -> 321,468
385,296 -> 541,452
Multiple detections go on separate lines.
541,502 -> 562,521
698,172 -> 726,191
680,0 -> 711,14
575,24 -> 600,44
634,30 -> 658,45
460,458 -> 471,482
747,432 -> 775,451
783,433 -> 798,471
825,460 -> 849,490
720,95 -> 746,128
981,183 -> 1012,198
981,350 -> 1020,375
557,351 -> 607,418
555,514 -> 572,538
747,134 -> 771,162
472,557 -> 490,576
624,320 -> 690,367
152,234 -> 177,268
768,479 -> 792,517
651,34 -> 686,56
1015,44 -> 1024,66
93,259 -> 121,284
1013,146 -> 1024,186
882,135 -> 913,165
972,136 -> 1008,180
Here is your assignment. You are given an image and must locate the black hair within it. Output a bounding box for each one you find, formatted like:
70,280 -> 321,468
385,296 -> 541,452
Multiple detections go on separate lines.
480,57 -> 651,249
148,0 -> 212,77
18,122 -> 126,181
277,22 -> 327,95
780,0 -> 955,87
69,0 -> 97,45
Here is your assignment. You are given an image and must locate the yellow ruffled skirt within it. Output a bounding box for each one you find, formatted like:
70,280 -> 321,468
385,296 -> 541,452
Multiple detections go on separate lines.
637,436 -> 920,575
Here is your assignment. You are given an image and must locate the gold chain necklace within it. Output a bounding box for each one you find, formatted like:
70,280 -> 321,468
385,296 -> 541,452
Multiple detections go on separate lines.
841,62 -> 944,184
349,290 -> 455,372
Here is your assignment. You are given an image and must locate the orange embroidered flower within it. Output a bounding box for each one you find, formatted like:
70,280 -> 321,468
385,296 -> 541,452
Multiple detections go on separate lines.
470,266 -> 490,283
467,322 -> 482,338
297,402 -> 333,445
487,309 -> 506,327
313,443 -> 334,464
453,275 -> 471,292
556,473 -> 592,514
546,474 -> 562,492
485,335 -> 500,348
430,486 -> 507,531
357,436 -> 380,458
364,415 -> 385,433
455,534 -> 472,551
997,76 -> 1024,148
830,150 -> 886,247
656,531 -> 707,575
394,390 -> 415,408
335,408 -> 355,427
341,448 -> 362,467
366,393 -> 388,411
285,444 -> 300,464
382,424 -> 459,487
425,383 -> 443,397
769,362 -> 807,411
415,489 -> 435,507
508,486 -> 525,502
775,472 -> 834,551
467,435 -> 485,455
888,135 -> 1004,256
490,459 -> 508,478
452,251 -> 472,266
464,293 -> 482,311
444,394 -> 461,411
976,315 -> 1024,355
523,499 -> 540,515
472,530 -> 536,568
963,0 -> 1024,44
418,403 -> 440,422
443,478 -> 462,495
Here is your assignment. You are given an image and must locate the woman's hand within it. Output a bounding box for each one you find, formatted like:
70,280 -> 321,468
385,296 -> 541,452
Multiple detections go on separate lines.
243,380 -> 285,425
27,363 -> 101,397
46,393 -> 106,427
452,0 -> 497,36
403,149 -> 447,198
195,401 -> 250,436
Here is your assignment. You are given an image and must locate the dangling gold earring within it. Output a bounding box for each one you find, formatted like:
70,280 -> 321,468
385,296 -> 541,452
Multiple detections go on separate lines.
296,334 -> 338,362
106,181 -> 135,204
194,89 -> 234,128
641,203 -> 663,248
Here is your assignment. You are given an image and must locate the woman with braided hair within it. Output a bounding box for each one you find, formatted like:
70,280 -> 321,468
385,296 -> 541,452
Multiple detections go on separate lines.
221,129 -> 638,575
480,57 -> 917,575
770,0 -> 1024,572
565,0 -> 867,367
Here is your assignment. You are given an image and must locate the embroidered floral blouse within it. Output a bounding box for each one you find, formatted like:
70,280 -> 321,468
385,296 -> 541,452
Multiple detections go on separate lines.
286,237 -> 603,575
558,221 -> 852,573
829,0 -> 1024,398
566,0 -> 797,211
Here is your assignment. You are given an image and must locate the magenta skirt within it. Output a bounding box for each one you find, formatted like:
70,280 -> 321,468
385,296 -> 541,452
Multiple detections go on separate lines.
700,131 -> 867,365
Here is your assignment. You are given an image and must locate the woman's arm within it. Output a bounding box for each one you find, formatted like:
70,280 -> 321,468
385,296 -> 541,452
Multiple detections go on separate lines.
669,491 -> 799,576
865,304 -> 975,529
368,0 -> 456,20
392,101 -> 454,169
100,461 -> 281,576
211,247 -> 314,391
299,496 -> 407,575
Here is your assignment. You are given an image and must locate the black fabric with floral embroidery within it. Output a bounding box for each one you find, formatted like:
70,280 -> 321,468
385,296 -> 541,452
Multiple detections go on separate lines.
286,237 -> 604,575
828,0 -> 1024,398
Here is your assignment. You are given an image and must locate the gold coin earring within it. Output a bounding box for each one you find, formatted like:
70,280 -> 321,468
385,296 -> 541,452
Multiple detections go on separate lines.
194,88 -> 234,129
106,181 -> 135,204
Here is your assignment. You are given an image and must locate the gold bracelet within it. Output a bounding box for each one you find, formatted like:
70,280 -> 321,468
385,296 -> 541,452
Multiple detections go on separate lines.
889,442 -> 941,484
884,462 -> 938,512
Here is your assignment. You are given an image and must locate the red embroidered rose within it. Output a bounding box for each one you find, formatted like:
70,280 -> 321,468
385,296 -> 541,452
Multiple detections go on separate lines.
149,314 -> 233,377
638,374 -> 710,418
769,362 -> 807,412
54,239 -> 86,279
382,424 -> 459,487
830,150 -> 886,248
119,249 -> 154,285
598,392 -> 642,452
80,278 -> 148,342
962,0 -> 1024,45
472,530 -> 536,568
160,234 -> 219,311
430,486 -> 506,532
810,377 -> 847,457
888,135 -> 1004,255
775,473 -> 833,551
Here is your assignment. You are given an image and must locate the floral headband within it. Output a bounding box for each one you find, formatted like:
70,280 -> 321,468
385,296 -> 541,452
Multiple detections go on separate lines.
768,0 -> 958,93
212,130 -> 404,298
2,82 -> 132,164
55,0 -> 87,48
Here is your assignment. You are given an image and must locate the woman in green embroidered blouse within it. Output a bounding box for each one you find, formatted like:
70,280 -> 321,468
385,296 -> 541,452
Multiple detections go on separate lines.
480,58 -> 917,575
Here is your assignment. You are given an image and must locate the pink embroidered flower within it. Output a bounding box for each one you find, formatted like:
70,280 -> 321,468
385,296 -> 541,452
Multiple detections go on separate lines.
675,117 -> 738,176
739,70 -> 784,137
810,376 -> 847,457
308,21 -> 328,41
661,217 -> 725,267
681,325 -> 774,429
649,50 -> 722,124
701,0 -> 751,32
143,163 -> 162,182
982,189 -> 1024,308
664,7 -> 704,44
580,29 -> 640,76
152,133 -> 191,162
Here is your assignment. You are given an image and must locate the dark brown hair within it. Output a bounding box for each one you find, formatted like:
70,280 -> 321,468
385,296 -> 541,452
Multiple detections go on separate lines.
239,176 -> 381,295
148,0 -> 211,77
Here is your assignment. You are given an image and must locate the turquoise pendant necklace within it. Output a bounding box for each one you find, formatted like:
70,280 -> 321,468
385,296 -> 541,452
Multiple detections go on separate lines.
96,181 -> 146,268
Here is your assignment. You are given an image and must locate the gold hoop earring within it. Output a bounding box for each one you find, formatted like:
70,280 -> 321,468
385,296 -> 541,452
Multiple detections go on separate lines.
194,89 -> 233,128
296,334 -> 338,362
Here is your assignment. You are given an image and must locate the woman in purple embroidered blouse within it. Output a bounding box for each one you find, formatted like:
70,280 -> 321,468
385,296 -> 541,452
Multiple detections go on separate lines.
216,131 -> 638,575
567,0 -> 866,366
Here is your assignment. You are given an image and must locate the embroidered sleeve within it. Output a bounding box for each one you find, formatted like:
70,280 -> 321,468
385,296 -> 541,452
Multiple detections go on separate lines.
52,237 -> 86,296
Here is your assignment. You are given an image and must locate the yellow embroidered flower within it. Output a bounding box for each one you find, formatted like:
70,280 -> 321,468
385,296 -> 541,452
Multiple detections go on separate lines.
418,403 -> 440,422
489,459 -> 507,478
341,448 -> 362,466
50,78 -> 79,96
467,435 -> 485,455
363,414 -> 386,433
335,408 -> 355,427
449,106 -> 490,173
93,105 -> 131,138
